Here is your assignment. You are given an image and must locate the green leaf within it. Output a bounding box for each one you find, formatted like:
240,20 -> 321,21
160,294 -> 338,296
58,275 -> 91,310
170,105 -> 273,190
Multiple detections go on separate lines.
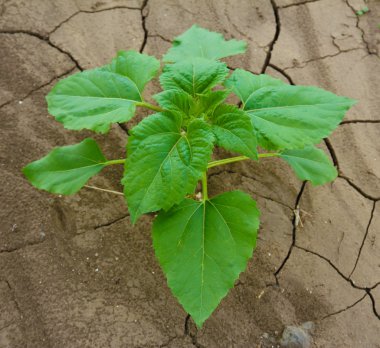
123,114 -> 214,222
225,69 -> 285,108
23,138 -> 106,195
163,25 -> 246,63
194,90 -> 230,117
153,89 -> 193,122
153,89 -> 229,124
153,190 -> 260,327
209,104 -> 257,159
104,50 -> 160,92
160,58 -> 228,96
245,85 -> 356,150
47,50 -> 160,133
226,70 -> 355,150
280,146 -> 338,185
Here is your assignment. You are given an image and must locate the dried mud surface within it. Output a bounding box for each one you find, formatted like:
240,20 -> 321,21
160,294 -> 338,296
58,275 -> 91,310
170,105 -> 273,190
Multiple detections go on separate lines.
0,0 -> 379,347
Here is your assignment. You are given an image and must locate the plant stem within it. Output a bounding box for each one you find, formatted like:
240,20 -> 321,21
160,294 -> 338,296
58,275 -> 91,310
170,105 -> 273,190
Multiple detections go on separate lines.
202,171 -> 208,201
207,155 -> 249,169
104,159 -> 126,166
258,152 -> 280,158
207,153 -> 280,169
136,101 -> 164,113
84,185 -> 124,196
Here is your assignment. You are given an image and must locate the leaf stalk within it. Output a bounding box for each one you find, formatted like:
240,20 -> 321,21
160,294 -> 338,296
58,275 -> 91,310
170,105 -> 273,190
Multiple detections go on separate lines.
202,171 -> 208,201
84,185 -> 124,196
104,159 -> 126,166
207,153 -> 280,169
136,101 -> 164,112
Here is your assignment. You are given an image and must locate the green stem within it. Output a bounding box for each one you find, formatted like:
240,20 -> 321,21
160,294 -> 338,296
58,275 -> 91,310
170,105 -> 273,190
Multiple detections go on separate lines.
202,171 -> 208,201
136,101 -> 164,113
207,153 -> 280,169
84,185 -> 124,196
207,155 -> 249,169
104,159 -> 126,166
258,152 -> 280,158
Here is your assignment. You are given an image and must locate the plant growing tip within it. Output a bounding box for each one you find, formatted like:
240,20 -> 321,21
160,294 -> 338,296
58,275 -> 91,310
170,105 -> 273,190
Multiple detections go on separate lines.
22,25 -> 356,327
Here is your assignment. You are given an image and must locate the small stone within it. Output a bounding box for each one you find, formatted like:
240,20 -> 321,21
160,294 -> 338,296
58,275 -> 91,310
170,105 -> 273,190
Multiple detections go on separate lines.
279,322 -> 314,348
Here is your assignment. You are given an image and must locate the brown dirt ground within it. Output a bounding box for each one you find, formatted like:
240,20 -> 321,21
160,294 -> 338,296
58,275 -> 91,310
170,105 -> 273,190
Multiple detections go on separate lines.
0,0 -> 379,347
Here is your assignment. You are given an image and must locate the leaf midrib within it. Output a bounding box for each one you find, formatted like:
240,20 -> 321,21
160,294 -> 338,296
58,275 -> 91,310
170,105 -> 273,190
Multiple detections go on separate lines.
246,102 -> 350,113
35,162 -> 105,175
52,95 -> 140,103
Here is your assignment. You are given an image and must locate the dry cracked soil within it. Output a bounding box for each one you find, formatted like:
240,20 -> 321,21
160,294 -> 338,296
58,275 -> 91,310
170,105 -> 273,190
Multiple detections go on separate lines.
0,0 -> 379,347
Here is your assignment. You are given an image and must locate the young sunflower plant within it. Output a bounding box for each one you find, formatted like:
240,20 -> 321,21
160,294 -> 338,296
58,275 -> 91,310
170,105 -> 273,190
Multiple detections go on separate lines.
23,25 -> 355,327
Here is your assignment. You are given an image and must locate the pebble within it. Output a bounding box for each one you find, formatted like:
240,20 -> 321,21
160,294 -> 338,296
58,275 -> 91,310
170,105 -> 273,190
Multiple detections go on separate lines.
279,322 -> 315,348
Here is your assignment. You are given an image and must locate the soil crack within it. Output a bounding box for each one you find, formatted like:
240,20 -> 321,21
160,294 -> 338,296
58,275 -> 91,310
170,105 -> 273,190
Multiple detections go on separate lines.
283,47 -> 362,70
341,119 -> 380,125
345,0 -> 379,57
159,335 -> 182,348
367,290 -> 380,319
139,0 -> 150,53
0,239 -> 47,254
0,66 -> 76,110
294,244 -> 380,321
0,30 -> 83,71
49,6 -> 141,36
349,201 -> 377,278
321,293 -> 367,320
279,0 -> 322,9
274,181 -> 307,282
184,314 -> 204,348
4,280 -> 22,318
93,213 -> 129,230
117,122 -> 130,135
323,138 -> 339,168
294,245 -> 378,292
208,169 -> 293,210
261,0 -> 281,73
148,33 -> 172,44
267,63 -> 295,84
338,175 -> 380,201
322,138 -> 379,201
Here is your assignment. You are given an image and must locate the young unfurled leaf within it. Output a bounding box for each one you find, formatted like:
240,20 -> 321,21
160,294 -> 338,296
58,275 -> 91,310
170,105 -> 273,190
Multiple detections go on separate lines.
123,113 -> 214,222
23,138 -> 106,195
163,25 -> 246,63
153,190 -> 260,327
224,68 -> 285,108
193,90 -> 230,116
153,89 -> 229,124
160,58 -> 228,96
209,104 -> 257,159
280,146 -> 338,185
46,50 -> 160,133
153,89 -> 193,121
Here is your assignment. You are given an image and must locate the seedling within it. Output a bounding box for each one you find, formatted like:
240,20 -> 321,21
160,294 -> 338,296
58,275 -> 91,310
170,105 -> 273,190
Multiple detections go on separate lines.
356,6 -> 369,16
23,25 -> 355,327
